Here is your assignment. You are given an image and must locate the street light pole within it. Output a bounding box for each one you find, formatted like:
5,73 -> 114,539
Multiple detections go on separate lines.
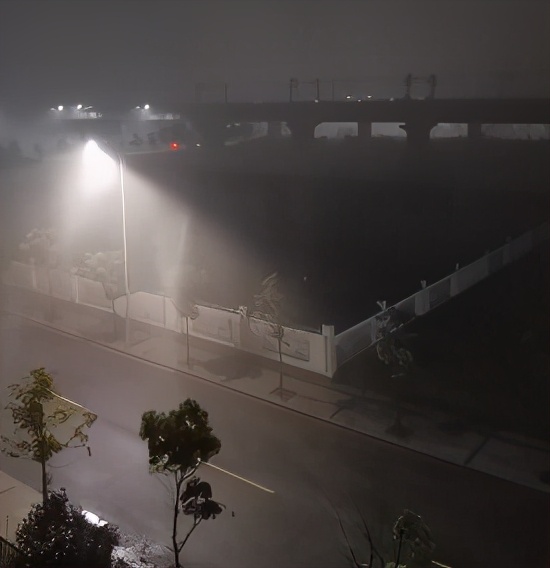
83,139 -> 130,342
117,150 -> 131,340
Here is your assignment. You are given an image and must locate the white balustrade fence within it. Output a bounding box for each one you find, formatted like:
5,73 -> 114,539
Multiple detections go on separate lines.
335,222 -> 549,368
2,264 -> 337,378
3,222 -> 547,377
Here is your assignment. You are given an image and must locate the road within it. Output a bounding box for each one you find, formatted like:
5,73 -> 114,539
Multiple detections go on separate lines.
0,313 -> 548,568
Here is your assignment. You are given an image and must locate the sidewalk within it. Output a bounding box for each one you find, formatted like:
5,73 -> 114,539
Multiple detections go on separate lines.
0,470 -> 41,541
2,284 -> 549,496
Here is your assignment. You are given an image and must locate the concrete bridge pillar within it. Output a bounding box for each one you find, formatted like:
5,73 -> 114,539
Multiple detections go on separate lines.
286,120 -> 317,144
358,122 -> 372,144
399,121 -> 437,147
467,122 -> 483,141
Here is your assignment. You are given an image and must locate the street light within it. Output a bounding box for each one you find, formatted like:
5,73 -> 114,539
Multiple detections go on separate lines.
82,140 -> 130,340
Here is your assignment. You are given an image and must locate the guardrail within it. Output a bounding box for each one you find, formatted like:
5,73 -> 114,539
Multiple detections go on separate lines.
0,535 -> 23,568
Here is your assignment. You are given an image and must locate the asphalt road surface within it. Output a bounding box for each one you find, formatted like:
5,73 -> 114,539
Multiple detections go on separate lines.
1,313 -> 548,568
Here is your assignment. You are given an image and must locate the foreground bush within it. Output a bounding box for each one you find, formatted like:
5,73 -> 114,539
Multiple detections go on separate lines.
15,488 -> 119,568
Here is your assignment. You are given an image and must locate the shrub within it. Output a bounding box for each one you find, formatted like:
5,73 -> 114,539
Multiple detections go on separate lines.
16,488 -> 119,568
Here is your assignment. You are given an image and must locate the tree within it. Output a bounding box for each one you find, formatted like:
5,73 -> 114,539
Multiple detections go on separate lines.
15,488 -> 119,568
327,491 -> 435,568
374,308 -> 415,438
244,272 -> 289,396
1,368 -> 97,503
139,399 -> 221,568
16,228 -> 58,321
374,307 -> 413,378
72,250 -> 124,339
167,265 -> 205,366
391,510 -> 435,568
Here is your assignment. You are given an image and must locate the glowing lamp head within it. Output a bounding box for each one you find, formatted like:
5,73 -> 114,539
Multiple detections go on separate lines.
82,140 -> 118,192
57,105 -> 64,111
76,104 -> 83,110
144,104 -> 150,110
170,142 -> 180,150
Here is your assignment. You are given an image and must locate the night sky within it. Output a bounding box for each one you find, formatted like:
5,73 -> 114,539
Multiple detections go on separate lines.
1,0 -> 548,110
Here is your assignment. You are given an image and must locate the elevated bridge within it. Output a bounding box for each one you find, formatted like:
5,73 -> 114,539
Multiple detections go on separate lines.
176,98 -> 550,145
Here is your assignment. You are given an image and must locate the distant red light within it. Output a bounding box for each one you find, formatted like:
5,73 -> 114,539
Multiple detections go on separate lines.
170,142 -> 180,150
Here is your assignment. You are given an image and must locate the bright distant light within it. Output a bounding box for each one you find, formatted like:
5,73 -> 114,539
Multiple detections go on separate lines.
76,104 -> 83,110
367,95 -> 373,99
314,99 -> 319,103
57,105 -> 64,111
135,106 -> 141,109
346,95 -> 352,100
144,104 -> 150,110
82,140 -> 118,191
170,142 -> 180,150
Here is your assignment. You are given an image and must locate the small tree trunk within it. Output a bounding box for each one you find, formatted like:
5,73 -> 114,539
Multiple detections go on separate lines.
172,471 -> 183,568
111,299 -> 117,341
395,529 -> 404,566
40,448 -> 48,504
186,316 -> 190,366
32,402 -> 48,504
278,337 -> 283,396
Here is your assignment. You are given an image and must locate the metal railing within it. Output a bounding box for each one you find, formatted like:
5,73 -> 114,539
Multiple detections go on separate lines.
0,536 -> 24,568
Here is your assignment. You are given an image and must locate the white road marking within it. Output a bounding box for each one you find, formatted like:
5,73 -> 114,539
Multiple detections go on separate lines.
202,461 -> 275,494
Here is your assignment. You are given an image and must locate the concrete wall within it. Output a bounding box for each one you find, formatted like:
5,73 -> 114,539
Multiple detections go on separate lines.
3,264 -> 336,378
114,294 -> 336,377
